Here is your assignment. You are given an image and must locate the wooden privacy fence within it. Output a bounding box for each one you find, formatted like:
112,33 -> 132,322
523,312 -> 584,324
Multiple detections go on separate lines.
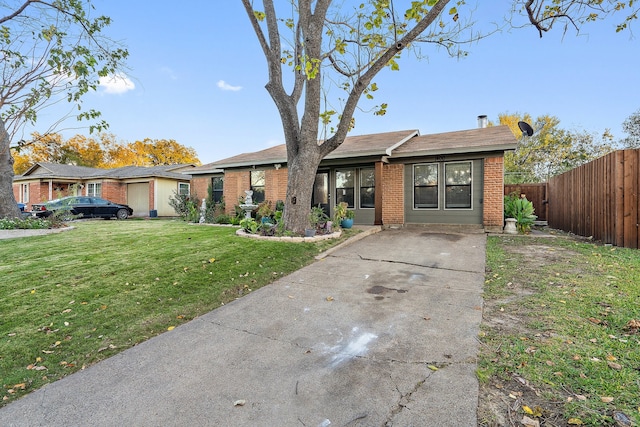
504,184 -> 548,221
547,149 -> 640,249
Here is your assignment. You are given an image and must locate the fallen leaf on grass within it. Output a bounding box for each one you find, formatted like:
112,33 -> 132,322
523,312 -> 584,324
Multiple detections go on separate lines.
606,355 -> 617,361
568,418 -> 584,425
167,326 -> 175,331
521,416 -> 540,427
26,365 -> 47,371
600,396 -> 614,403
588,317 -> 602,325
13,383 -> 26,390
607,361 -> 622,370
625,319 -> 640,332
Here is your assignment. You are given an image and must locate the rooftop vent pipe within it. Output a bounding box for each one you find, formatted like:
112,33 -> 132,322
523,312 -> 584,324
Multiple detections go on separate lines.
477,115 -> 488,128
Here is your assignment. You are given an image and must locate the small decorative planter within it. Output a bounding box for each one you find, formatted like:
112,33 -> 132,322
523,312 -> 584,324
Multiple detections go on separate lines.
504,218 -> 517,234
340,218 -> 354,229
304,228 -> 316,237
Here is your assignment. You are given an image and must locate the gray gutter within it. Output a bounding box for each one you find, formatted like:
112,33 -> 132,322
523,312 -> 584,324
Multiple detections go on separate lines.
388,143 -> 517,159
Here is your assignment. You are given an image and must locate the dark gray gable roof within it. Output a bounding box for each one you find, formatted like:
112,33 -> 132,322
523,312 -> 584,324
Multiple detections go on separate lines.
191,127 -> 516,173
15,162 -> 194,181
390,126 -> 517,158
190,129 -> 420,173
20,163 -> 102,179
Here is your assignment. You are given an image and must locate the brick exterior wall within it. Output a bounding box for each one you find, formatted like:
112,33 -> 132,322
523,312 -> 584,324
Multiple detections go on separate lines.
190,176 -> 210,200
265,168 -> 288,204
148,180 -> 155,211
223,170 -> 250,214
101,181 -> 127,205
221,169 -> 288,214
381,163 -> 404,225
483,156 -> 505,229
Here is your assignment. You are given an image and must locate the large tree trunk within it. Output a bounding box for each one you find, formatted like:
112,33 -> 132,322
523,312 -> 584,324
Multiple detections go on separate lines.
0,119 -> 21,219
283,144 -> 323,235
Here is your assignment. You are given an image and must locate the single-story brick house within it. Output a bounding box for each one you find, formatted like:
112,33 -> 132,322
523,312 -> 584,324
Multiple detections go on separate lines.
13,163 -> 194,217
189,126 -> 517,232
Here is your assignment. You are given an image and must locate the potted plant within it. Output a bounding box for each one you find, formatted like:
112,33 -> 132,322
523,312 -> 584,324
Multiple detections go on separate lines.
334,202 -> 355,229
504,193 -> 537,234
306,205 -> 327,237
257,201 -> 274,225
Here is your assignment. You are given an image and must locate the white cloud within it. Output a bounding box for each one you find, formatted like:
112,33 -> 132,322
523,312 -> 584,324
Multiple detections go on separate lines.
217,80 -> 242,91
99,73 -> 135,94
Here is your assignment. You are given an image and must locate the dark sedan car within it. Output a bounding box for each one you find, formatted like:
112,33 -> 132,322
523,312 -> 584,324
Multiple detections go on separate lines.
31,196 -> 133,220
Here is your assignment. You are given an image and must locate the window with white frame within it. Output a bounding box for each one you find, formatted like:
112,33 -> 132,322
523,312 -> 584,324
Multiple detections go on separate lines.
178,182 -> 190,196
359,168 -> 375,209
444,162 -> 472,209
21,184 -> 29,203
87,182 -> 102,197
414,164 -> 438,209
335,169 -> 355,208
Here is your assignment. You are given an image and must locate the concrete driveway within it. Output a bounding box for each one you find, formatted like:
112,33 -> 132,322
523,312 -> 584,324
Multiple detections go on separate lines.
0,227 -> 487,427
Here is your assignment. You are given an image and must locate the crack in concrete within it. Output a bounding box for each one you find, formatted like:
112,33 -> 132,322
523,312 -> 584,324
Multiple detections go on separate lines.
328,252 -> 483,275
207,321 -> 476,368
385,377 -> 427,426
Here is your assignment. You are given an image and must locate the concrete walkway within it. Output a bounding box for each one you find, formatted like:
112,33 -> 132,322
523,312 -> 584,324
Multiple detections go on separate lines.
0,227 -> 487,426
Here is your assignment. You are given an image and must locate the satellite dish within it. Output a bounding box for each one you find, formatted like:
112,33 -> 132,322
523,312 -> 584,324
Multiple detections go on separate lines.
518,121 -> 534,137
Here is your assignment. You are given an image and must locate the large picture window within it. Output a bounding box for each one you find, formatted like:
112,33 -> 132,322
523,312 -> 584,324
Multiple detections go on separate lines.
335,169 -> 355,208
359,168 -> 375,209
87,182 -> 102,197
414,164 -> 438,209
250,170 -> 265,203
211,176 -> 224,203
445,162 -> 472,209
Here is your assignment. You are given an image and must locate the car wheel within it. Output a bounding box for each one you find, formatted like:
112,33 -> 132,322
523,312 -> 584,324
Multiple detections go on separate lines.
116,208 -> 129,220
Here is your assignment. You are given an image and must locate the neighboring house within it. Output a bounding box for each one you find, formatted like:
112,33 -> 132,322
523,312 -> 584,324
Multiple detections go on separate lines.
190,125 -> 517,232
13,163 -> 194,217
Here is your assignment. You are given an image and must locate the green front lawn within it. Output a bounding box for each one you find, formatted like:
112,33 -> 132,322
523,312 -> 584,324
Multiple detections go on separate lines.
0,220 -> 352,405
479,234 -> 640,426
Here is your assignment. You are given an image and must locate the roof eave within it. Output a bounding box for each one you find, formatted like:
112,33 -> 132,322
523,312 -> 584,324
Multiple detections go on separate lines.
390,143 -> 517,159
200,158 -> 287,170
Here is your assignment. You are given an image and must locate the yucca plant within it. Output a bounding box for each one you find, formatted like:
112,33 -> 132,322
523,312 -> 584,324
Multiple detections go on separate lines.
504,193 -> 537,233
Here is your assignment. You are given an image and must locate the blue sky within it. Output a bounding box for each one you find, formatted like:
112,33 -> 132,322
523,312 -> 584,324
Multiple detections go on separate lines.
57,1 -> 640,164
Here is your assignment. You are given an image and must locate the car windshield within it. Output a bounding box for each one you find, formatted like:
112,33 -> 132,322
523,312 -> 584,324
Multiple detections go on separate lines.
46,197 -> 77,207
